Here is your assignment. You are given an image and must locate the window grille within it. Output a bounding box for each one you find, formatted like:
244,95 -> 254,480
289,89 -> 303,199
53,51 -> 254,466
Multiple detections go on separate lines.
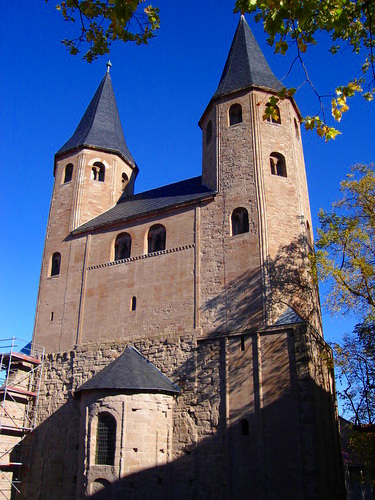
95,413 -> 116,465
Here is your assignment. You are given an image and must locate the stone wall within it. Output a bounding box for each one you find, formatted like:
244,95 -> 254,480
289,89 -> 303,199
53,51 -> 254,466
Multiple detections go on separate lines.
19,323 -> 344,499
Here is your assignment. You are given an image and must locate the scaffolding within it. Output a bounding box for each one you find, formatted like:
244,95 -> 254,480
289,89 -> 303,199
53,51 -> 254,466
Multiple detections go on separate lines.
0,338 -> 44,498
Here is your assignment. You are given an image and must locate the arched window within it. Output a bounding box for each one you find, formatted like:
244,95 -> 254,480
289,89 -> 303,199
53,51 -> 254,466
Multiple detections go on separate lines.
131,296 -> 137,311
50,252 -> 61,277
241,418 -> 250,436
206,120 -> 213,145
270,153 -> 287,178
121,173 -> 129,191
92,162 -> 105,182
91,479 -> 111,495
95,413 -> 116,465
148,224 -> 166,253
114,233 -> 131,260
294,118 -> 300,139
266,103 -> 281,124
64,163 -> 73,183
229,104 -> 242,126
231,208 -> 249,236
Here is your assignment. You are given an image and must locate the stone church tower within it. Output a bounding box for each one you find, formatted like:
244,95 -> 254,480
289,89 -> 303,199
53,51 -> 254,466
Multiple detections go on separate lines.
9,15 -> 344,499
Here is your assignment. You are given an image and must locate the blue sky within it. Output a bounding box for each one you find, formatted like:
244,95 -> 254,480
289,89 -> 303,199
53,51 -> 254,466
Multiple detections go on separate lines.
0,0 -> 373,347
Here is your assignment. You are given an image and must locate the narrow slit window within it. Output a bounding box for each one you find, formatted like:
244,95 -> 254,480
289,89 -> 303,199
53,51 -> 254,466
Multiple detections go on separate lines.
229,104 -> 242,126
148,224 -> 166,253
231,208 -> 249,236
114,233 -> 131,260
206,120 -> 213,145
240,336 -> 245,351
64,163 -> 73,183
50,252 -> 61,276
131,296 -> 137,311
95,413 -> 116,465
270,153 -> 287,178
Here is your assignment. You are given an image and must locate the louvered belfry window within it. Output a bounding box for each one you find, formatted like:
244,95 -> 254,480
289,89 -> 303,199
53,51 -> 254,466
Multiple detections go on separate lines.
95,413 -> 116,465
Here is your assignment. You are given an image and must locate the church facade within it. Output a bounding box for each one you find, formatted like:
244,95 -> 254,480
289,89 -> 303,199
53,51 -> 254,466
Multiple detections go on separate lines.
18,16 -> 344,499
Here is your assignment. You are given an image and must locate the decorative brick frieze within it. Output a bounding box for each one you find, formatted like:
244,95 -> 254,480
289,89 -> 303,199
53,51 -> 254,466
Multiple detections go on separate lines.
87,244 -> 195,271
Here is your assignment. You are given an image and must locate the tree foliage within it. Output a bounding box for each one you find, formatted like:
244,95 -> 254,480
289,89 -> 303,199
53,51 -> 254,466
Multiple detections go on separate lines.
315,164 -> 375,425
333,324 -> 375,425
235,0 -> 375,140
47,0 -> 160,62
315,164 -> 375,320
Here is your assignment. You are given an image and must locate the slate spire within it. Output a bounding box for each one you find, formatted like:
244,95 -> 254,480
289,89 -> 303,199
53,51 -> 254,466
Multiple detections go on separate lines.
213,15 -> 282,99
57,71 -> 136,167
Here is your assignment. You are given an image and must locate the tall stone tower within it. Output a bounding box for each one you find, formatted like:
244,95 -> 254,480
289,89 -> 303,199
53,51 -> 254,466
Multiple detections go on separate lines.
16,15 -> 344,500
33,67 -> 138,352
198,16 -> 320,335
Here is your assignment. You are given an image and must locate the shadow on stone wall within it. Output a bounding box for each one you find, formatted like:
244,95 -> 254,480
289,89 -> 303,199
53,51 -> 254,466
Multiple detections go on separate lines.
266,235 -> 322,329
200,235 -> 320,334
14,237 -> 340,499
15,329 -> 345,500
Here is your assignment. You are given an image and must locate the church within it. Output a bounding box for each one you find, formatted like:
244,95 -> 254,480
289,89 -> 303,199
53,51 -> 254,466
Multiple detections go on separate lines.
1,15 -> 344,499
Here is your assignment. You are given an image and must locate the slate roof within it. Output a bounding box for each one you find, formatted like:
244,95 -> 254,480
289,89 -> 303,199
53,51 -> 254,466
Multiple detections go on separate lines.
272,307 -> 304,326
56,72 -> 136,167
76,346 -> 180,394
72,175 -> 215,234
213,15 -> 282,99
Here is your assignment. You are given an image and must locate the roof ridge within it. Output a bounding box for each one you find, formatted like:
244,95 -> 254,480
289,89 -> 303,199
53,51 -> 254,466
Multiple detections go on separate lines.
76,345 -> 180,394
118,175 -> 204,202
126,346 -> 180,392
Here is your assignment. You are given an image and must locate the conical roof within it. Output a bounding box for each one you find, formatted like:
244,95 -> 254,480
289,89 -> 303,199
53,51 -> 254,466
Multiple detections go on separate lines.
213,16 -> 282,99
56,71 -> 136,167
76,346 -> 180,394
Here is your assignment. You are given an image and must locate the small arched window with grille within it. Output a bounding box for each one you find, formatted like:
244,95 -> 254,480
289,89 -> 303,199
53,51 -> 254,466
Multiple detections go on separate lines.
95,413 -> 116,465
114,233 -> 131,260
229,104 -> 243,126
50,252 -> 61,277
92,162 -> 105,182
265,103 -> 281,124
64,163 -> 73,183
206,120 -> 213,145
148,224 -> 166,253
231,208 -> 249,236
270,153 -> 287,178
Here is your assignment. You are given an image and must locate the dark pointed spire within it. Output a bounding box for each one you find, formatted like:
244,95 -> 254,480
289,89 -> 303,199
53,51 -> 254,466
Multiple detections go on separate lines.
213,15 -> 282,99
56,70 -> 136,167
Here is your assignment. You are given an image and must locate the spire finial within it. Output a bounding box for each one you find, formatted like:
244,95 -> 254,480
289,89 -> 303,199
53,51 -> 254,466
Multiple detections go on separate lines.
106,60 -> 112,73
